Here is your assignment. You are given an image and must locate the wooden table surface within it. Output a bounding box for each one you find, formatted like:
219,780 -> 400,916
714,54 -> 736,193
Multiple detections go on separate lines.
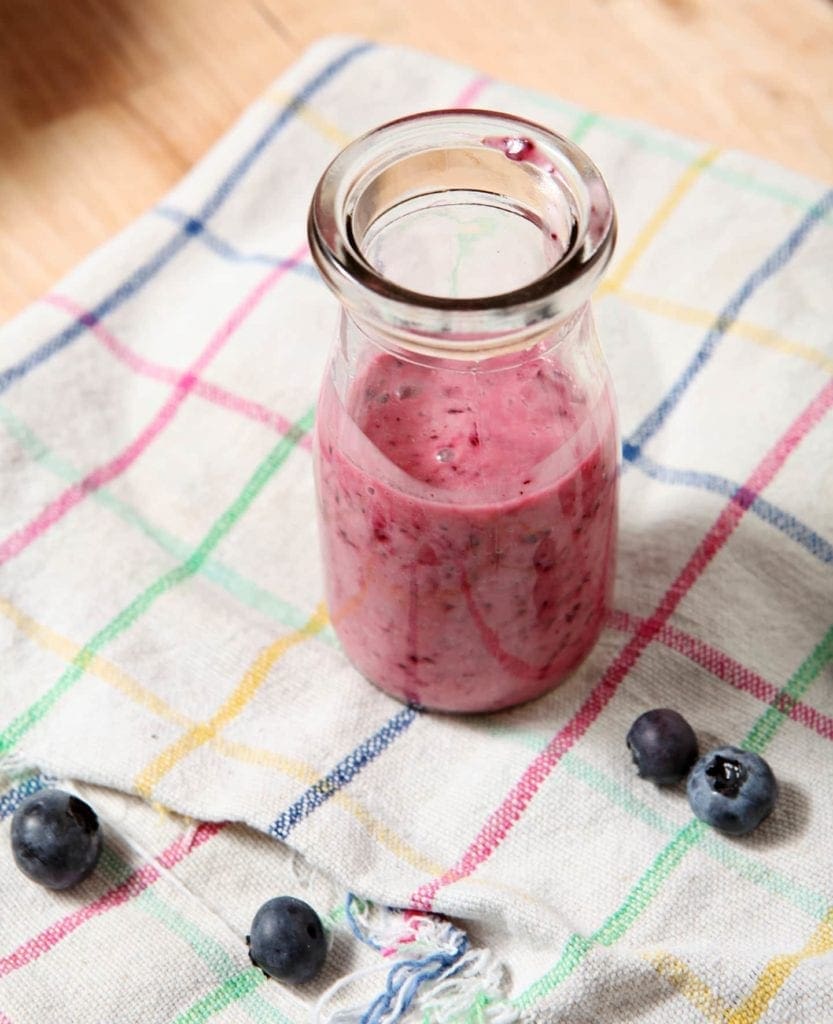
1,0 -> 831,321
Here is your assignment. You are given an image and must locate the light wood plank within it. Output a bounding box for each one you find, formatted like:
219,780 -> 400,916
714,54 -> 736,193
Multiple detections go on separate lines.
0,0 -> 831,320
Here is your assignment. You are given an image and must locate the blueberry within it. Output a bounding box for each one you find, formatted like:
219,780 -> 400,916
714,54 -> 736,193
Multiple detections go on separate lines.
246,896 -> 327,984
687,746 -> 777,835
11,789 -> 102,890
626,708 -> 698,784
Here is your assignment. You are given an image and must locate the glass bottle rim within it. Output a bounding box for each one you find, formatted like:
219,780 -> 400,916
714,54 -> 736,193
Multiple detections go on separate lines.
308,109 -> 616,353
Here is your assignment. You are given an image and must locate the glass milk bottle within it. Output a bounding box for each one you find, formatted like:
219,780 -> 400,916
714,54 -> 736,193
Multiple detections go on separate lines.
308,110 -> 618,713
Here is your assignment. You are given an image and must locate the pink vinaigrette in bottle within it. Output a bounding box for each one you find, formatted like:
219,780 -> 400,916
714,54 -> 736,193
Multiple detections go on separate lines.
308,110 -> 618,713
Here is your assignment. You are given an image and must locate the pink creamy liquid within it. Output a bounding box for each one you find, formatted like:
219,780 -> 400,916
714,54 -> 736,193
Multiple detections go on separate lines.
315,350 -> 618,712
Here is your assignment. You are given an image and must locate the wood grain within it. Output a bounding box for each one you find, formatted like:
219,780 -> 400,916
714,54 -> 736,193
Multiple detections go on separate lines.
0,0 -> 831,320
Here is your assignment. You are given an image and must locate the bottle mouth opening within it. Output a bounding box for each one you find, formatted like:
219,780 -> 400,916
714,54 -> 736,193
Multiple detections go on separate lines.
308,109 -> 616,352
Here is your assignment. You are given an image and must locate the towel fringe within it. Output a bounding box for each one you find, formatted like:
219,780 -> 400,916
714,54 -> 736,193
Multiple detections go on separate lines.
314,894 -> 520,1024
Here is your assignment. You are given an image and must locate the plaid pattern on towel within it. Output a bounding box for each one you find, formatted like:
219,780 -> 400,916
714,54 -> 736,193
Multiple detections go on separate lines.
1,36 -> 832,1023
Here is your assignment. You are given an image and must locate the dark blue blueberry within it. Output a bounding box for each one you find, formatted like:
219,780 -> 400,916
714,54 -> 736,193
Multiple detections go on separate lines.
246,896 -> 326,984
626,708 -> 698,784
687,746 -> 777,835
11,789 -> 102,890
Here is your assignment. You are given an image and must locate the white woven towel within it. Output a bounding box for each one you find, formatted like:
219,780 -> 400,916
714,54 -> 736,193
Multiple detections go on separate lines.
0,36 -> 831,1024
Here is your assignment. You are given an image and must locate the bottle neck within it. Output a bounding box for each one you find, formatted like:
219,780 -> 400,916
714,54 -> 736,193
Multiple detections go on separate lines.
309,109 -> 616,354
344,302 -> 592,370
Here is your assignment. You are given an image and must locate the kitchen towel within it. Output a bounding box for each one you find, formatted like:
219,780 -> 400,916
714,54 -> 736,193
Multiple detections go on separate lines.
1,35 -> 832,1023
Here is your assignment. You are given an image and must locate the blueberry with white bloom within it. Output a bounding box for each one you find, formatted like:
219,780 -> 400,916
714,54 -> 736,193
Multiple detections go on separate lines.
687,746 -> 777,835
